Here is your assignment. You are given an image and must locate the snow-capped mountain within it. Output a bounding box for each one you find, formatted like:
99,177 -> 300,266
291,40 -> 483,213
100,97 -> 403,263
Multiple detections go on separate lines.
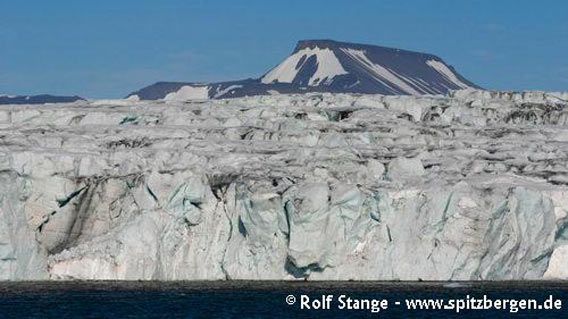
0,94 -> 84,105
129,39 -> 479,100
261,40 -> 478,94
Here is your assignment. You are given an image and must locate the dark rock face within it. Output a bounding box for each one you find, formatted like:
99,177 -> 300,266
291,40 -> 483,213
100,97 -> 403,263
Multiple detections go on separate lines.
129,40 -> 479,100
0,94 -> 84,105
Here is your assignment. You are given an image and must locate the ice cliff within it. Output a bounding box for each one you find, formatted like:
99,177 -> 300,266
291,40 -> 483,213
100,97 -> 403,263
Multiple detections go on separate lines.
2,89 -> 568,280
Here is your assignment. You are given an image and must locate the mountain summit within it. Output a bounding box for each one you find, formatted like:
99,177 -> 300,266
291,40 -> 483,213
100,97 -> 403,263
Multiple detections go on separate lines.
129,40 -> 479,100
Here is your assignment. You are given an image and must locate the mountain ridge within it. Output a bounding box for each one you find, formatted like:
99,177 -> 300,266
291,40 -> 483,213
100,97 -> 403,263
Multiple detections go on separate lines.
0,94 -> 85,105
293,39 -> 439,57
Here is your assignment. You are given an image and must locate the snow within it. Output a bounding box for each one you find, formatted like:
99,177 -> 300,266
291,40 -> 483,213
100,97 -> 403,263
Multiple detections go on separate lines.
426,60 -> 471,89
544,245 -> 568,279
341,48 -> 421,95
1,90 -> 568,281
164,85 -> 209,101
126,94 -> 140,102
213,85 -> 243,99
261,47 -> 347,86
90,97 -> 143,107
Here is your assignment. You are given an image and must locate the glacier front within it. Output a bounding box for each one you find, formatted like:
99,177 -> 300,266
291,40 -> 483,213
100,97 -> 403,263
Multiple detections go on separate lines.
2,89 -> 568,280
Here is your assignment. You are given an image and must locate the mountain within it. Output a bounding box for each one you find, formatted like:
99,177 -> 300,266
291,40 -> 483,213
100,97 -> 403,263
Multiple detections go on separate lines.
129,39 -> 479,100
261,40 -> 479,95
0,94 -> 85,105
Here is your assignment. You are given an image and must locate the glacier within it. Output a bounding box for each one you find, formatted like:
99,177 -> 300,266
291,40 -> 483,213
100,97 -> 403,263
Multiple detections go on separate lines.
1,89 -> 568,280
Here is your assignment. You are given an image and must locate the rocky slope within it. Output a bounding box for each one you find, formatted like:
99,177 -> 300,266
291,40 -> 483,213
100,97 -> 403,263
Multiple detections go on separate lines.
128,40 -> 478,100
2,89 -> 568,280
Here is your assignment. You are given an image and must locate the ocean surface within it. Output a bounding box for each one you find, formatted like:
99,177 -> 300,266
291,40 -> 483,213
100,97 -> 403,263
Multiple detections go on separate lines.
0,281 -> 567,318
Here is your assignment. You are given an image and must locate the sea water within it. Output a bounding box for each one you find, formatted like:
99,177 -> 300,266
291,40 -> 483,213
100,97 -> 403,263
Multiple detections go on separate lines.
0,281 -> 566,318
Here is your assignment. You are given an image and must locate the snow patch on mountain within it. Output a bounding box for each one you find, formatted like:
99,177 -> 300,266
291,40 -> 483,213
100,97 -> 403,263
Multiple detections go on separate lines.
164,85 -> 209,101
213,85 -> 243,99
426,60 -> 470,89
341,48 -> 421,95
261,47 -> 347,85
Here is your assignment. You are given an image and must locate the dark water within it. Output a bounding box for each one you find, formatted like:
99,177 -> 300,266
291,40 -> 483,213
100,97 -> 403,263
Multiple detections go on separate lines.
1,281 -> 567,318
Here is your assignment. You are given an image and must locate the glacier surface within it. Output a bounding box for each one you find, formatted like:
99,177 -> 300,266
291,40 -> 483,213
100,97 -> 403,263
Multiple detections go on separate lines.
2,89 -> 568,280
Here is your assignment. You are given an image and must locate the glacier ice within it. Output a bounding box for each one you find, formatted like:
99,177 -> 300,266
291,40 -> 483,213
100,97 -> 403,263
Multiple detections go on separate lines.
1,90 -> 568,280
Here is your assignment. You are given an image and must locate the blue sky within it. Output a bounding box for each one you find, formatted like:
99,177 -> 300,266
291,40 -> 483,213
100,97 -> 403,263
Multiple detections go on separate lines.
1,0 -> 567,98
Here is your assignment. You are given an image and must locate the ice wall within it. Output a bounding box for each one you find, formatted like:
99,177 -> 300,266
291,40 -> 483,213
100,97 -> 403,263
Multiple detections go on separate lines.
1,90 -> 568,280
